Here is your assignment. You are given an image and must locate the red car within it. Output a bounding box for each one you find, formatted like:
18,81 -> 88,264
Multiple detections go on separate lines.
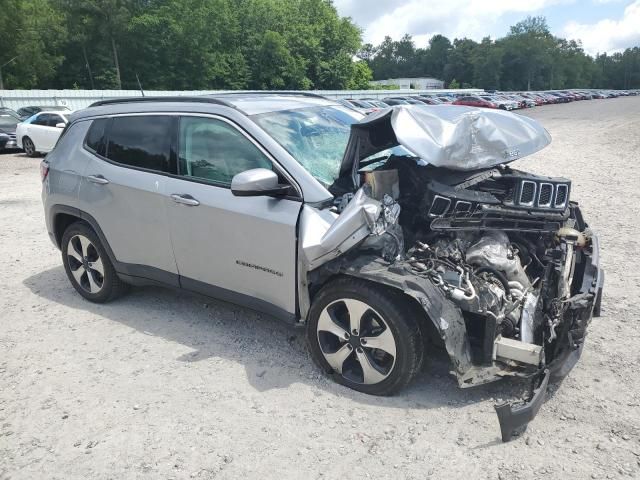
452,95 -> 498,109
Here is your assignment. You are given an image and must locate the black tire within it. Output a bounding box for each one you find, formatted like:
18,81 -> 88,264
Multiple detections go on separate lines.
61,221 -> 127,303
22,136 -> 37,157
307,277 -> 424,396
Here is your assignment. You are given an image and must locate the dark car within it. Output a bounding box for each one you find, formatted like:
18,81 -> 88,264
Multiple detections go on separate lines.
16,105 -> 71,120
415,96 -> 444,105
0,113 -> 20,151
381,97 -> 410,106
0,107 -> 21,120
382,97 -> 423,106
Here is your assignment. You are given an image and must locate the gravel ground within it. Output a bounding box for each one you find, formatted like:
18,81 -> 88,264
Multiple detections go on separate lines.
1,97 -> 639,480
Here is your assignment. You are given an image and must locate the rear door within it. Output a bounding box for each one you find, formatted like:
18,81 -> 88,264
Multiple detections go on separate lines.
41,113 -> 66,151
164,115 -> 302,318
27,113 -> 50,149
78,115 -> 179,283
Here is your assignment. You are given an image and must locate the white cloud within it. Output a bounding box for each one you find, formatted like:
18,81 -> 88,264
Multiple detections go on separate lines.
334,0 -> 570,45
563,0 -> 640,55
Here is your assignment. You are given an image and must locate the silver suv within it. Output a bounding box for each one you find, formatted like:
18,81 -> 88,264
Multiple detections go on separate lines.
42,94 -> 602,440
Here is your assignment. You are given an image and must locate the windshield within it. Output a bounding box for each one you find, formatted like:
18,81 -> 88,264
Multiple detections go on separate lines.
253,105 -> 362,187
0,115 -> 19,129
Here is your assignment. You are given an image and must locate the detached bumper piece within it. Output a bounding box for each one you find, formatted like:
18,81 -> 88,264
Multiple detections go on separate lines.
495,369 -> 550,442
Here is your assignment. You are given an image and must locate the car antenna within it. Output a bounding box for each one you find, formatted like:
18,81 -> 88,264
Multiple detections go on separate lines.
135,73 -> 145,97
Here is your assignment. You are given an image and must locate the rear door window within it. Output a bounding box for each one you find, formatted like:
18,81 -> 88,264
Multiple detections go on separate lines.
45,114 -> 64,127
31,114 -> 49,126
105,115 -> 173,173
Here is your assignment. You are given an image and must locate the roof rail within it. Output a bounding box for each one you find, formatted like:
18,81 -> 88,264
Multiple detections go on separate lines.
88,96 -> 236,108
89,91 -> 328,108
205,90 -> 328,99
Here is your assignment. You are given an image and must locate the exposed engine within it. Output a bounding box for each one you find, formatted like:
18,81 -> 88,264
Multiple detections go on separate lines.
351,157 -> 595,369
407,231 -> 539,343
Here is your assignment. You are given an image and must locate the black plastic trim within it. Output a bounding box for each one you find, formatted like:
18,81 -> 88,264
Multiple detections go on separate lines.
494,369 -> 550,442
180,277 -> 296,324
89,96 -> 236,108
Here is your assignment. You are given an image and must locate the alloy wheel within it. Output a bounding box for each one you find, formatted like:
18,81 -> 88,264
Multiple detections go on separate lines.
23,138 -> 35,156
316,298 -> 397,385
66,234 -> 105,294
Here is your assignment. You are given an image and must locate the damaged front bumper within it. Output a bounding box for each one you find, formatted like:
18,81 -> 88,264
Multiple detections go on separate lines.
495,368 -> 550,441
495,232 -> 603,441
319,228 -> 602,442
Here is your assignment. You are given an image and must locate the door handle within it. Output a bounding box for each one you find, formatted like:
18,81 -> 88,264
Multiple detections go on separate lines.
170,194 -> 200,206
87,174 -> 109,185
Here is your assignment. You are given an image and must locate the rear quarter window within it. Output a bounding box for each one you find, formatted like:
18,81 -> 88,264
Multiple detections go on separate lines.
85,118 -> 109,156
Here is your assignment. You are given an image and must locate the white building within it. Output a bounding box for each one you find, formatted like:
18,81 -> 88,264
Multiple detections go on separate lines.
371,77 -> 445,89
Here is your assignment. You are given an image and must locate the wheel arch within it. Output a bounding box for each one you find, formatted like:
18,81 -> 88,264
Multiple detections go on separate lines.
308,270 -> 436,349
50,205 -> 118,266
307,255 -> 474,380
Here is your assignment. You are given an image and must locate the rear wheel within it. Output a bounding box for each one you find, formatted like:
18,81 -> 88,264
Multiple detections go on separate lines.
307,277 -> 424,395
22,137 -> 36,157
61,222 -> 127,303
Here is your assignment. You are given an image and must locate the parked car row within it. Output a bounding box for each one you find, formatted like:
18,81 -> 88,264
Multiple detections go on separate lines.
1,90 -> 638,155
0,106 -> 72,155
337,89 -> 639,115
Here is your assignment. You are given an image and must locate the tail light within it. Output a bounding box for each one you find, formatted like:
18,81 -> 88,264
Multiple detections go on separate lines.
40,161 -> 49,182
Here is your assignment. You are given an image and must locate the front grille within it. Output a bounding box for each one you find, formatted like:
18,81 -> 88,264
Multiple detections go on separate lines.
555,184 -> 568,207
519,181 -> 536,205
538,183 -> 553,207
454,201 -> 471,214
429,195 -> 451,217
503,186 -> 515,203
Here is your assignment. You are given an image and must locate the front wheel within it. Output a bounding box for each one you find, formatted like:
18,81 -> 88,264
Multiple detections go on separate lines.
307,277 -> 424,395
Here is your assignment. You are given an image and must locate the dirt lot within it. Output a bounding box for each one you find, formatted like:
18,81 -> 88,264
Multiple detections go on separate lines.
1,97 -> 639,480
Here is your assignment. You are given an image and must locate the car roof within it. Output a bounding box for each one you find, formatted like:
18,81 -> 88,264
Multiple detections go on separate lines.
80,93 -> 340,118
36,110 -> 71,116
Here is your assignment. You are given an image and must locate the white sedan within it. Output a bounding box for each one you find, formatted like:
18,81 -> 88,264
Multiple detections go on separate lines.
16,111 -> 70,156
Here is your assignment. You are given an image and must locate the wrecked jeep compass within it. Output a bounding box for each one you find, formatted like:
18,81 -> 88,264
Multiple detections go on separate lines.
41,94 -> 602,441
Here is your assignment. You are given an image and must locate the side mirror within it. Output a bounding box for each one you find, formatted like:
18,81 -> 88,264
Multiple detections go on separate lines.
55,123 -> 65,128
231,168 -> 290,197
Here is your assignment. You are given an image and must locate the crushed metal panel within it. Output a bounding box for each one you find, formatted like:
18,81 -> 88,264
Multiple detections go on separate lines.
301,188 -> 380,271
341,105 -> 551,175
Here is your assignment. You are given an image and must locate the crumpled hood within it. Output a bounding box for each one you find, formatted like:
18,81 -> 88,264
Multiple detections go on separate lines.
339,105 -> 551,179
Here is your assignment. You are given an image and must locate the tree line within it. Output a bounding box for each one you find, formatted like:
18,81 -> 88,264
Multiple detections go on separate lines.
361,17 -> 640,90
0,1 -> 638,91
0,0 -> 370,90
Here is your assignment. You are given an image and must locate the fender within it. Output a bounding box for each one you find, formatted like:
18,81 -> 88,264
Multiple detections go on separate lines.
311,254 -> 476,383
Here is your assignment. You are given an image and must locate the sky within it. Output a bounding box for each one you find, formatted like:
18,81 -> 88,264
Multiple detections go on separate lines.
333,0 -> 640,56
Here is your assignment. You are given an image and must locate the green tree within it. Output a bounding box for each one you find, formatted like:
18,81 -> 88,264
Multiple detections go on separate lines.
472,37 -> 503,90
0,0 -> 67,89
347,61 -> 373,89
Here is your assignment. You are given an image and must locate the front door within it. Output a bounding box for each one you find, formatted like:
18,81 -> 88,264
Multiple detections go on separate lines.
164,115 -> 302,318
